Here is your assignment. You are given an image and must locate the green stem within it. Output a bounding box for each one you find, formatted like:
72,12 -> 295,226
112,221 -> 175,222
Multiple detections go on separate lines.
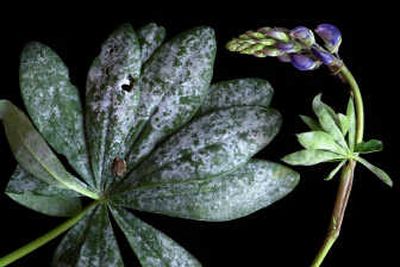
311,64 -> 364,267
0,201 -> 99,267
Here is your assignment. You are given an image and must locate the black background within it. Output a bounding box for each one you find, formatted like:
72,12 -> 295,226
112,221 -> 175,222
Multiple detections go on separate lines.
1,4 -> 399,267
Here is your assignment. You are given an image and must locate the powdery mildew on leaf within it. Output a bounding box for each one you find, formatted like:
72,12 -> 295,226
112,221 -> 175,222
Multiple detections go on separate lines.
138,23 -> 166,63
19,42 -> 94,187
113,160 -> 299,221
111,207 -> 201,267
198,78 -> 274,115
86,24 -> 141,190
126,27 -> 216,171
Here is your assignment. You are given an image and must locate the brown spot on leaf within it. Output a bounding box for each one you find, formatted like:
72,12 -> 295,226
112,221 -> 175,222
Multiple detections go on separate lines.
112,157 -> 127,177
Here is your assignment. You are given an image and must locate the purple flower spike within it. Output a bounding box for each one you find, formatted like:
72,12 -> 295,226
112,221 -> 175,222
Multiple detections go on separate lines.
312,47 -> 336,65
290,54 -> 320,71
290,26 -> 315,47
315,24 -> 342,53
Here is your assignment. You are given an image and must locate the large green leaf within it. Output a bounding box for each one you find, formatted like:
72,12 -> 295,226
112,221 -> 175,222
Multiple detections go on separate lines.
138,23 -> 166,63
0,100 -> 97,199
110,206 -> 201,266
53,205 -> 123,267
19,42 -> 94,187
5,165 -> 81,217
297,131 -> 347,155
299,115 -> 322,131
355,139 -> 383,154
197,78 -> 273,115
112,160 -> 298,221
85,24 -> 142,189
121,106 -> 281,189
282,149 -> 343,166
126,27 -> 216,171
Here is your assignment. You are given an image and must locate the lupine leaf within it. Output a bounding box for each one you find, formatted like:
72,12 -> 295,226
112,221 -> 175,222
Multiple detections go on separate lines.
126,27 -> 216,171
297,131 -> 347,155
53,205 -> 124,267
300,115 -> 322,131
325,161 -> 346,181
347,97 -> 356,150
312,94 -> 347,148
120,106 -> 281,188
282,149 -> 343,166
19,42 -> 94,188
0,100 -> 96,198
5,165 -> 81,217
338,113 -> 350,135
198,78 -> 274,115
355,139 -> 383,154
110,206 -> 201,266
356,157 -> 393,187
138,23 -> 166,63
112,160 -> 299,221
85,24 -> 142,190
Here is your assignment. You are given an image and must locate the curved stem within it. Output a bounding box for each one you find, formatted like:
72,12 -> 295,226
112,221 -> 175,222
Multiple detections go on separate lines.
0,201 -> 98,266
311,64 -> 364,267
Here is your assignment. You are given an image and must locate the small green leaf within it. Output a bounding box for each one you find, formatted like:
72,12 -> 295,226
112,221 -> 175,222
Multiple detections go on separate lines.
356,157 -> 393,187
300,115 -> 322,131
325,161 -> 346,181
110,206 -> 201,266
282,149 -> 343,166
6,166 -> 82,217
0,100 -> 97,198
346,97 -> 356,150
338,113 -> 350,135
85,24 -> 142,189
53,205 -> 124,266
122,107 -> 281,187
355,139 -> 383,154
126,27 -> 217,171
198,78 -> 274,115
112,160 -> 299,221
297,131 -> 347,155
138,23 -> 166,63
312,94 -> 347,148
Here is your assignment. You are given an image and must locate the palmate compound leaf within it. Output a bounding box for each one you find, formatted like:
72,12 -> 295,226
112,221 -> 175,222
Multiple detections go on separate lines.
110,206 -> 201,266
19,42 -> 95,188
112,160 -> 299,221
5,166 -> 82,217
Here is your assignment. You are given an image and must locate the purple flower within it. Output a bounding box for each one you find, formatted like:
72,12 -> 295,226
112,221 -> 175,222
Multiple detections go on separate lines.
315,24 -> 342,53
311,47 -> 336,65
290,54 -> 320,71
290,26 -> 315,47
276,42 -> 301,53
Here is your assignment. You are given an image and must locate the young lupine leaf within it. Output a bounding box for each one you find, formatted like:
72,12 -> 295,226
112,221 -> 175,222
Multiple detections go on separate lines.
355,139 -> 383,154
0,100 -> 97,198
347,97 -> 356,150
338,113 -> 350,135
297,131 -> 347,155
5,166 -> 82,217
85,24 -> 142,190
19,42 -> 94,188
282,149 -> 343,166
197,78 -> 274,115
312,94 -> 347,148
356,157 -> 393,187
53,205 -> 124,267
325,161 -> 346,181
122,106 -> 281,188
110,206 -> 201,266
126,27 -> 216,171
138,23 -> 166,63
300,115 -> 322,131
112,160 -> 299,221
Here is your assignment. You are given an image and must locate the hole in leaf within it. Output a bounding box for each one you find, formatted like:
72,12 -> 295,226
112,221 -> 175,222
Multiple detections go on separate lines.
121,75 -> 135,92
112,157 -> 127,177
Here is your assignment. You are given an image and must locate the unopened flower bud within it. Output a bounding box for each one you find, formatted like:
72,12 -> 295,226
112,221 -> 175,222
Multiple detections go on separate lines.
278,54 -> 291,62
290,26 -> 315,47
311,47 -> 336,65
259,27 -> 290,42
290,54 -> 320,71
315,24 -> 342,53
276,42 -> 302,53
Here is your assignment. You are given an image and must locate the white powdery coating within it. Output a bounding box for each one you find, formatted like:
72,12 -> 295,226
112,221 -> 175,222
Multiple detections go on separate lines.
19,42 -> 94,186
138,23 -> 166,63
199,78 -> 274,115
131,106 -> 281,184
127,27 -> 216,168
85,24 -> 141,189
118,160 -> 299,221
111,207 -> 201,267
